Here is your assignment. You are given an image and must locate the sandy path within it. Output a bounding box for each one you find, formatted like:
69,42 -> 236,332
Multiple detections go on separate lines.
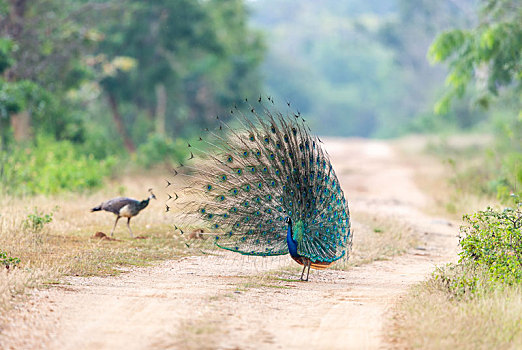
0,139 -> 458,349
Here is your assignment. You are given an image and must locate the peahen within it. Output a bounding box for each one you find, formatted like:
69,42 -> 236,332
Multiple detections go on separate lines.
91,189 -> 156,237
168,98 -> 351,281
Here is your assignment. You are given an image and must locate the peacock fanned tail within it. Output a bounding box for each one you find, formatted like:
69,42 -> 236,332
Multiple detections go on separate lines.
168,98 -> 352,264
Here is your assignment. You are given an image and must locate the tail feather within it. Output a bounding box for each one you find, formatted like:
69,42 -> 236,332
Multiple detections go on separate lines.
168,98 -> 352,263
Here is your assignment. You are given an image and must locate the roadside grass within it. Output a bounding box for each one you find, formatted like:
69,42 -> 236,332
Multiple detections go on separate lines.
394,134 -> 495,218
338,211 -> 418,268
388,134 -> 521,349
0,171 -> 189,316
388,269 -> 522,349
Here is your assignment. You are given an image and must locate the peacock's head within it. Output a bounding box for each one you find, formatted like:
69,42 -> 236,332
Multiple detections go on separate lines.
148,188 -> 157,200
285,217 -> 292,226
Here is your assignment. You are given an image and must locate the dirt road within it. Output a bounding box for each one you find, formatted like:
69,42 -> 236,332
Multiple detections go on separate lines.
0,139 -> 458,349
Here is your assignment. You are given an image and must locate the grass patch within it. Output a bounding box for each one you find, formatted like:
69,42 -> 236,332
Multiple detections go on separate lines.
0,172 -> 190,318
388,267 -> 522,349
335,211 -> 418,269
396,134 -> 497,218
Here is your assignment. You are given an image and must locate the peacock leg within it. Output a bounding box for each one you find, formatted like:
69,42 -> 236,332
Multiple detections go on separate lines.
300,257 -> 307,281
126,217 -> 134,238
304,260 -> 311,281
111,216 -> 120,237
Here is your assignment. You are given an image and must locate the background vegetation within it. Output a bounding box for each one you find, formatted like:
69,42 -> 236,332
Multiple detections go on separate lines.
0,0 -> 263,195
0,0 -> 519,199
0,0 -> 520,346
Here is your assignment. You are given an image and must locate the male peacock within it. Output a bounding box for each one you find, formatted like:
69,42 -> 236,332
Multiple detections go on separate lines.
168,98 -> 351,281
91,189 -> 156,237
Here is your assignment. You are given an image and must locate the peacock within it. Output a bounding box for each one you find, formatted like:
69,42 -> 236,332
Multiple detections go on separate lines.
91,189 -> 156,237
168,98 -> 351,281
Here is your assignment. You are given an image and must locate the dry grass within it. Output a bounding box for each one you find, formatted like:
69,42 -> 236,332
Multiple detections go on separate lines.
394,134 -> 497,219
388,277 -> 522,349
341,211 -> 418,268
0,171 -> 189,316
386,134 -> 521,349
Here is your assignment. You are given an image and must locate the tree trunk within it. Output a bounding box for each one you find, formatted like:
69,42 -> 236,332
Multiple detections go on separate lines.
107,93 -> 136,153
155,83 -> 167,136
11,110 -> 31,141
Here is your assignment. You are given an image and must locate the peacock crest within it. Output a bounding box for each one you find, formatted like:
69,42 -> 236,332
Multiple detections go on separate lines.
167,98 -> 352,278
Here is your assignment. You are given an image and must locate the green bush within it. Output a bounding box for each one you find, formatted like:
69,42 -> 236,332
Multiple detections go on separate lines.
0,136 -> 116,195
23,207 -> 54,232
0,251 -> 20,270
459,203 -> 522,285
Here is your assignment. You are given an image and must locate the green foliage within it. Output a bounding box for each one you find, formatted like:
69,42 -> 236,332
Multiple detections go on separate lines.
459,203 -> 522,285
433,263 -> 489,299
23,207 -> 54,232
136,134 -> 187,167
0,37 -> 14,74
0,136 -> 115,195
0,251 -> 20,270
429,0 -> 522,112
97,0 -> 264,137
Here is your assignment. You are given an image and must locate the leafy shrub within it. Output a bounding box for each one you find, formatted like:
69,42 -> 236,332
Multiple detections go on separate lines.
0,251 -> 20,270
23,207 -> 54,232
432,263 -> 493,299
0,135 -> 116,195
459,203 -> 522,285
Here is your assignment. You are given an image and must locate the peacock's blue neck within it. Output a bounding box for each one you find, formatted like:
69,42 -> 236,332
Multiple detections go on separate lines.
286,223 -> 299,258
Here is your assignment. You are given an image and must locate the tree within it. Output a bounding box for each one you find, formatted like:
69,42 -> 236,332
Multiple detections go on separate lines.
429,0 -> 521,112
429,0 -> 521,199
96,0 -> 264,151
0,0 -> 114,145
